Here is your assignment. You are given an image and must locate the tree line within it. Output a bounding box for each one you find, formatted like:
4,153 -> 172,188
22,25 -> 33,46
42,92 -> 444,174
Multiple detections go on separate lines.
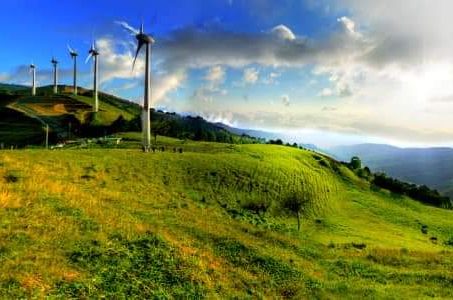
347,156 -> 453,209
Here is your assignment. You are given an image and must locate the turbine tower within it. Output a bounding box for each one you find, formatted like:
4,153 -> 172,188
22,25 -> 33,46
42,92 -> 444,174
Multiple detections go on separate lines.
30,64 -> 36,96
68,45 -> 78,95
86,42 -> 99,112
51,57 -> 58,94
132,24 -> 155,152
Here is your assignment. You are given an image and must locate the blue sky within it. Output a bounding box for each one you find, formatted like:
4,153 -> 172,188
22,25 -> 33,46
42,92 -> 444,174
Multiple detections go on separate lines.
2,0 -> 453,147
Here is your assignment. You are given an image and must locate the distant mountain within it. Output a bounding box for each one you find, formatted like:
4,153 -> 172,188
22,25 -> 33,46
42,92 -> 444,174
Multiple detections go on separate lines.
215,123 -> 275,140
216,123 -> 324,152
329,143 -> 453,198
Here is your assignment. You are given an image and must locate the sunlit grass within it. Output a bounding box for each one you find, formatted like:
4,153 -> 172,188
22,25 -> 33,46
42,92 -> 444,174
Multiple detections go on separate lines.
0,140 -> 452,298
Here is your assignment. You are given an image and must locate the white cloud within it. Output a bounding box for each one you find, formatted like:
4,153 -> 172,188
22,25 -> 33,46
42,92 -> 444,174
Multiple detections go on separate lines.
262,71 -> 281,85
271,24 -> 296,41
243,68 -> 259,84
153,71 -> 186,104
281,94 -> 290,106
337,16 -> 361,39
191,85 -> 227,103
205,66 -> 226,83
96,38 -> 143,83
319,88 -> 333,97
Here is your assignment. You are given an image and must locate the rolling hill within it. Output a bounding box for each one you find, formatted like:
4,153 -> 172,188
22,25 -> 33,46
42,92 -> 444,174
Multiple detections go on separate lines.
330,143 -> 453,198
0,137 -> 452,298
0,84 -> 257,147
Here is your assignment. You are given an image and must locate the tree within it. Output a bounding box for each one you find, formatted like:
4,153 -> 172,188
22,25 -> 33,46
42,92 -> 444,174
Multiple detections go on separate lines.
110,115 -> 128,133
283,191 -> 309,231
151,120 -> 171,143
350,156 -> 362,170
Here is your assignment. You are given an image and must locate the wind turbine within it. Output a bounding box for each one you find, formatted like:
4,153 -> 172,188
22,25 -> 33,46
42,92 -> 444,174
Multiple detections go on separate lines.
86,42 -> 99,112
30,63 -> 36,96
51,57 -> 58,94
119,22 -> 155,152
68,45 -> 78,95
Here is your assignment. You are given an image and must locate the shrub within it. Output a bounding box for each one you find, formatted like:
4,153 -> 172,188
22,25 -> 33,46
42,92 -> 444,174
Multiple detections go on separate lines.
444,237 -> 453,247
350,156 -> 362,170
241,198 -> 271,216
421,224 -> 428,235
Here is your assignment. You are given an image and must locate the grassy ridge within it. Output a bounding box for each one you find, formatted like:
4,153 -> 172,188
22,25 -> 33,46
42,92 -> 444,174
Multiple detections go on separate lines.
0,139 -> 453,298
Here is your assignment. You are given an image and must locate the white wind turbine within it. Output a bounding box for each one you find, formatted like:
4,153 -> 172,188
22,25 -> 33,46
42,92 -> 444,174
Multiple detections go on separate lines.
30,63 -> 36,96
68,45 -> 78,95
51,57 -> 58,94
86,42 -> 99,112
118,21 -> 155,152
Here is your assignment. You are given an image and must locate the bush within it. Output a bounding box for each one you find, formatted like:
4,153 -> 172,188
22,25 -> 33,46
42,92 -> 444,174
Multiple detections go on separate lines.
241,198 -> 271,216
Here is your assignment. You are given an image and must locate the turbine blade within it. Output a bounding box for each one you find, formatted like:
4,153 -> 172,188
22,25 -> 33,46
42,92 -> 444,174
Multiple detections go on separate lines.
67,44 -> 75,54
115,21 -> 139,35
132,41 -> 145,71
85,53 -> 93,64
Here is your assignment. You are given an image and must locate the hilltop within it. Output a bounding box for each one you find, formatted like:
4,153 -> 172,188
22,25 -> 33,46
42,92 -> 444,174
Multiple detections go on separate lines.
0,137 -> 452,298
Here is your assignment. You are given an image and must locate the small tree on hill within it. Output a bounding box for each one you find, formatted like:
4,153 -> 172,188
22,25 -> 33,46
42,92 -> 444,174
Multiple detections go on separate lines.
283,191 -> 309,231
350,156 -> 362,170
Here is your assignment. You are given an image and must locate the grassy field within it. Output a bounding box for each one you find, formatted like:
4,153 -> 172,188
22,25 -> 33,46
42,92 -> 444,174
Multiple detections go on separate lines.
0,137 -> 452,298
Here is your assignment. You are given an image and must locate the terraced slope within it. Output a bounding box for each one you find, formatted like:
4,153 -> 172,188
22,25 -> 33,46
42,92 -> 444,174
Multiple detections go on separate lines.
0,139 -> 452,298
0,87 -> 140,145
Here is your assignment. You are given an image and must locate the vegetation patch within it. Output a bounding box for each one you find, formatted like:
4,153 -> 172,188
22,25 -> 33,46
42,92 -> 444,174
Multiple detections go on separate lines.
211,237 -> 307,296
55,233 -> 205,298
52,204 -> 100,232
445,237 -> 453,247
3,170 -> 22,183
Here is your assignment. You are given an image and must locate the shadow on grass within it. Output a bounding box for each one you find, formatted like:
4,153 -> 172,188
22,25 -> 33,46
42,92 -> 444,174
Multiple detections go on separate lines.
54,233 -> 205,298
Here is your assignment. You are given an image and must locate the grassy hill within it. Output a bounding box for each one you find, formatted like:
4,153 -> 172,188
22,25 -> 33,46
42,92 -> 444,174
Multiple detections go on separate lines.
1,137 -> 452,298
0,84 -> 257,147
330,143 -> 453,199
0,85 -> 141,146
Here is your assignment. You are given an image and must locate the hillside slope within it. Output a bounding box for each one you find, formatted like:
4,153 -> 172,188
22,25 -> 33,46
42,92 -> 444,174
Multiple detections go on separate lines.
0,86 -> 141,146
0,85 -> 257,147
330,143 -> 453,198
0,140 -> 452,298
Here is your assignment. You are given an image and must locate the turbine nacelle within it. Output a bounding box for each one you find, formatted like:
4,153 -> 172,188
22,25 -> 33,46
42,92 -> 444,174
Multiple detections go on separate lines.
68,45 -> 78,57
136,32 -> 155,44
51,57 -> 58,66
86,42 -> 99,63
88,43 -> 99,56
132,24 -> 155,70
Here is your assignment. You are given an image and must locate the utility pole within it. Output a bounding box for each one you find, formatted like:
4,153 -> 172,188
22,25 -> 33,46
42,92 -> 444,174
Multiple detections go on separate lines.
45,124 -> 49,149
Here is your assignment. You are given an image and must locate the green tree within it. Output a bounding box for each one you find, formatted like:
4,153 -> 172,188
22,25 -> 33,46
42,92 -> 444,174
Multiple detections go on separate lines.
283,191 -> 309,231
151,120 -> 172,143
350,156 -> 362,170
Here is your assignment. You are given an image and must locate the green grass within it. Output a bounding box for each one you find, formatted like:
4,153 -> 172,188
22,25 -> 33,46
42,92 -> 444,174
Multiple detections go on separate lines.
70,94 -> 136,125
0,139 -> 452,298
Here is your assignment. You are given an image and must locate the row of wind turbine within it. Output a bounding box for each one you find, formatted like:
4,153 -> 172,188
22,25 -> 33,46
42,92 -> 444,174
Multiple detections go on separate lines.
26,21 -> 154,152
28,43 -> 100,113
